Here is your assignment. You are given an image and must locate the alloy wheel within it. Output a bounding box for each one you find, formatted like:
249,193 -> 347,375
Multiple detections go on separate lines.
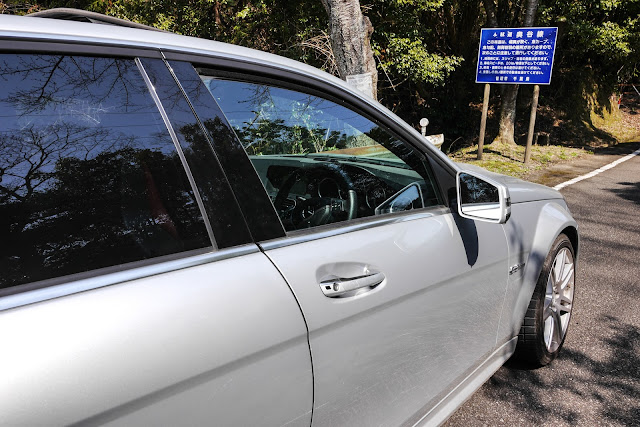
543,247 -> 575,352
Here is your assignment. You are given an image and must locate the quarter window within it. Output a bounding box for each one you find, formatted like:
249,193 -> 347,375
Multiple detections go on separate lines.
199,75 -> 442,231
0,54 -> 210,291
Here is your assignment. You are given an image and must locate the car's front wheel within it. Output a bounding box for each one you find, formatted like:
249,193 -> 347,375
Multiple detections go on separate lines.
514,233 -> 576,367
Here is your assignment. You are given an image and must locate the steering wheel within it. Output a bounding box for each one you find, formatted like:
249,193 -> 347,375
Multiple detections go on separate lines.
273,163 -> 358,230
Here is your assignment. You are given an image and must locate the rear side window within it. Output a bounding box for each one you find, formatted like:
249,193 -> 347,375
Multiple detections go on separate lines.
0,54 -> 211,291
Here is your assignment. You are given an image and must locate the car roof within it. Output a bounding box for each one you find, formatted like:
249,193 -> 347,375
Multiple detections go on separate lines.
0,14 -> 347,91
0,13 -> 457,170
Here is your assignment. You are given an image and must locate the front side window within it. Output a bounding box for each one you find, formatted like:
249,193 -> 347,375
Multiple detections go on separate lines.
199,74 -> 442,231
0,54 -> 210,291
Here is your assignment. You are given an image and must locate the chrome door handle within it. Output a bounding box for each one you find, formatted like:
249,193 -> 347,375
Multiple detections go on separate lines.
320,272 -> 385,297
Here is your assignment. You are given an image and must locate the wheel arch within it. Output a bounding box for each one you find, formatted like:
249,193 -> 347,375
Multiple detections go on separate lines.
562,224 -> 579,261
506,201 -> 578,341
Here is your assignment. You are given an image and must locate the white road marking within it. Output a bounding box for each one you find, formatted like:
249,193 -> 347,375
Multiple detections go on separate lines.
554,147 -> 640,190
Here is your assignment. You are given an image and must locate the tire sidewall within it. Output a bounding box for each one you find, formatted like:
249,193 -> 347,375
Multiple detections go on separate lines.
533,234 -> 575,365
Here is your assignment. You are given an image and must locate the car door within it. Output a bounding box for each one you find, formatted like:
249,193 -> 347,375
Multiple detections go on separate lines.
169,59 -> 511,426
0,47 -> 312,426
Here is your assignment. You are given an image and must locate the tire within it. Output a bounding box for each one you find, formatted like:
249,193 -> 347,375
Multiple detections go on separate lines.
514,233 -> 576,367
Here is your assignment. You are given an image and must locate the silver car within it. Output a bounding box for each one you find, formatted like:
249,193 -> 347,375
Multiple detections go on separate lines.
0,10 -> 578,426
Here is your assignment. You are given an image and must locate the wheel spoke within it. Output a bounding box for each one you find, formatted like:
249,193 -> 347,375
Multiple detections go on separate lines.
559,292 -> 573,306
546,274 -> 555,304
555,250 -> 567,283
555,301 -> 571,313
552,310 -> 563,347
544,304 -> 554,320
552,257 -> 560,284
544,291 -> 553,310
560,263 -> 574,290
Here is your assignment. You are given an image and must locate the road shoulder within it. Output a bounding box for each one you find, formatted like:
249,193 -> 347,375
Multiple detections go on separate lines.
525,141 -> 640,187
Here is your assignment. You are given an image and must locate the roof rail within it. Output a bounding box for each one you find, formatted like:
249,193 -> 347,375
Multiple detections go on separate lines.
27,8 -> 169,33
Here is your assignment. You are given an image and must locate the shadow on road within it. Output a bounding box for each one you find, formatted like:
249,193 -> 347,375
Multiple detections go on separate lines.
611,181 -> 640,206
561,316 -> 640,425
476,315 -> 640,425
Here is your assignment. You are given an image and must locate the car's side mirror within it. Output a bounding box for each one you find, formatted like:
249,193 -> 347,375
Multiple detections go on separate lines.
456,171 -> 510,224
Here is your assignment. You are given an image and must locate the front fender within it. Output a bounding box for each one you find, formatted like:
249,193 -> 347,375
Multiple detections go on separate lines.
497,200 -> 578,344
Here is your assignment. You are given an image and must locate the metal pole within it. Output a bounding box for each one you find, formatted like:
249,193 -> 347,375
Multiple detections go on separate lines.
524,84 -> 540,164
478,83 -> 490,160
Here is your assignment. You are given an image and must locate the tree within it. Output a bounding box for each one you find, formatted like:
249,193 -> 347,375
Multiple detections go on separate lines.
483,0 -> 540,145
320,0 -> 378,99
537,0 -> 640,118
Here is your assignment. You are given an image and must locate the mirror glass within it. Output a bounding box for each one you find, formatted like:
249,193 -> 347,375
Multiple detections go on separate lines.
458,173 -> 501,221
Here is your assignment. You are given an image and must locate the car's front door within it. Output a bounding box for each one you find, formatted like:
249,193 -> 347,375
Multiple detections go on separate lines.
172,62 -> 511,426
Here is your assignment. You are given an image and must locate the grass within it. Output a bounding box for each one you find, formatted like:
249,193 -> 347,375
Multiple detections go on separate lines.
450,141 -> 592,179
450,97 -> 640,180
590,103 -> 640,144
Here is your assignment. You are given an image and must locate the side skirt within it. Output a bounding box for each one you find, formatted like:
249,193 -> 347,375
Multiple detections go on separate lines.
414,337 -> 518,426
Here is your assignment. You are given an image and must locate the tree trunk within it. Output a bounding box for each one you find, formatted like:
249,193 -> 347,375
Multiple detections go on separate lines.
483,0 -> 498,28
213,1 -> 222,28
321,0 -> 378,100
489,0 -> 539,145
523,0 -> 539,27
496,85 -> 518,144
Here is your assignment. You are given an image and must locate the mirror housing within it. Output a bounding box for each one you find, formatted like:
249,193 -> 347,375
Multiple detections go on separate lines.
456,171 -> 510,224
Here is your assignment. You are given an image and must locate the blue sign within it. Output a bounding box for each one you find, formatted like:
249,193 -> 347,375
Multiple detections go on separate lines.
476,27 -> 558,85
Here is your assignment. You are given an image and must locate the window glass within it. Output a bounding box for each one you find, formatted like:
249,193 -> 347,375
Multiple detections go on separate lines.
0,54 -> 210,291
138,58 -> 253,247
199,75 -> 442,231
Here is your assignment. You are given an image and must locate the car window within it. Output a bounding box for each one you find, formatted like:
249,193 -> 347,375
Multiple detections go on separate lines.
198,74 -> 442,232
0,54 -> 211,291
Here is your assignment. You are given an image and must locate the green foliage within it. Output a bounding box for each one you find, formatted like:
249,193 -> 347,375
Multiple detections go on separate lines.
539,0 -> 640,81
380,0 -> 444,9
2,0 -> 640,148
86,0 -> 327,64
377,36 -> 463,85
534,0 -> 640,124
369,0 -> 464,88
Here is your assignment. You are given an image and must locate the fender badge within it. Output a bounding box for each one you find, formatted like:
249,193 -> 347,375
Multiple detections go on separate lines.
509,263 -> 525,275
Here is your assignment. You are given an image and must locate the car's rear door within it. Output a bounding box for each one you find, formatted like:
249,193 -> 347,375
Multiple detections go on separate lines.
0,44 -> 312,426
168,57 -> 511,426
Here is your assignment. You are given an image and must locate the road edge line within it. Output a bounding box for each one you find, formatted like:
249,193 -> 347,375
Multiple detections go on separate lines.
554,147 -> 640,190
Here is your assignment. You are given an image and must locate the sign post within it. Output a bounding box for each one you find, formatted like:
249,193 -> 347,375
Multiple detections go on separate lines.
475,27 -> 558,161
478,83 -> 491,160
524,85 -> 540,164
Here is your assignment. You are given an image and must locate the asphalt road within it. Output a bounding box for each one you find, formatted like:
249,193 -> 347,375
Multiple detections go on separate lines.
444,148 -> 640,426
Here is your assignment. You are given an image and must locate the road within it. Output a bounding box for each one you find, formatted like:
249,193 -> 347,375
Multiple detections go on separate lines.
444,148 -> 640,426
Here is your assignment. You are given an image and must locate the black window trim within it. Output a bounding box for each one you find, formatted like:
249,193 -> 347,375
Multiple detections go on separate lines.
0,39 -> 256,249
0,42 -> 253,302
163,51 -> 456,243
159,56 -> 281,243
135,57 -> 217,248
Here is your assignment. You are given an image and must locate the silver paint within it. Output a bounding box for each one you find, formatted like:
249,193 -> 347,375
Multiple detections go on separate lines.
265,212 -> 509,426
1,252 -> 313,426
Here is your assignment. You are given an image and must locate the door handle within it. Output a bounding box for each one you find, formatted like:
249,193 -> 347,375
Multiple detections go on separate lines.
320,272 -> 385,297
